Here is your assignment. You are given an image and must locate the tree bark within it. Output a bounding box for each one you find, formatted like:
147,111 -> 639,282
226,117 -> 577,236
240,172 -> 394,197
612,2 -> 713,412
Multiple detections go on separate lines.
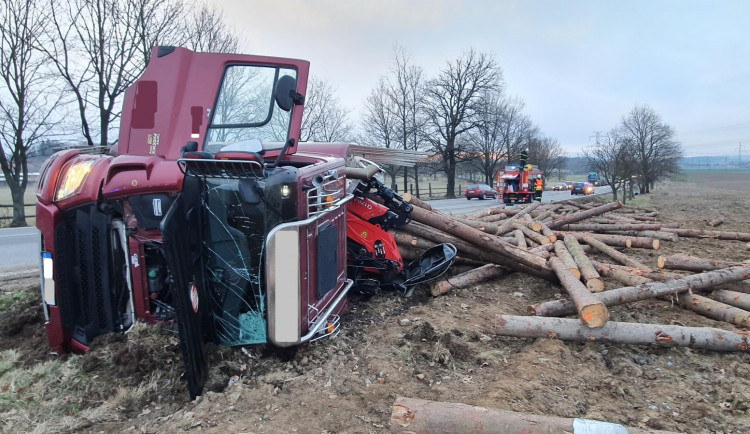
392,231 -> 437,251
608,230 -> 679,242
452,216 -> 502,235
495,202 -> 542,235
548,257 -> 608,328
402,192 -> 433,211
390,396 -> 676,434
496,315 -> 750,352
559,223 -> 662,232
513,229 -> 527,250
476,212 -> 508,223
430,264 -> 508,297
661,228 -> 750,242
407,206 -> 554,278
546,201 -> 623,229
707,217 -> 724,227
511,222 -> 551,245
520,214 -> 542,232
529,266 -> 750,317
537,222 -> 557,243
555,231 -> 633,248
563,236 -> 605,292
676,293 -> 750,327
553,240 -> 580,279
582,235 -> 650,270
711,289 -> 750,311
657,254 -> 744,272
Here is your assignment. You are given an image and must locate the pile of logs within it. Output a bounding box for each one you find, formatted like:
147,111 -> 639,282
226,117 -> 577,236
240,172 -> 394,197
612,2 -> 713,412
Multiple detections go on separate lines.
392,194 -> 750,352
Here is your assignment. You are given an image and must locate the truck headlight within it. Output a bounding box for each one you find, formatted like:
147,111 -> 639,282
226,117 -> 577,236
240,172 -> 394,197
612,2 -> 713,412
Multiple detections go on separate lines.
55,159 -> 94,201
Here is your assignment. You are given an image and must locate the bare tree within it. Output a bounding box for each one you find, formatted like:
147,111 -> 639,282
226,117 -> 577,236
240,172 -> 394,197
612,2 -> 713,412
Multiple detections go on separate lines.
0,0 -> 63,226
300,76 -> 352,142
360,77 -> 399,187
527,135 -> 565,187
583,129 -> 638,203
620,105 -> 683,193
466,89 -> 505,186
182,2 -> 239,53
498,96 -> 534,167
424,49 -> 501,198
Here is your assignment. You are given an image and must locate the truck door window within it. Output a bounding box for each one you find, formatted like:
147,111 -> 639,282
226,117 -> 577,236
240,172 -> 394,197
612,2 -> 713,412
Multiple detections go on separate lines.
206,65 -> 297,151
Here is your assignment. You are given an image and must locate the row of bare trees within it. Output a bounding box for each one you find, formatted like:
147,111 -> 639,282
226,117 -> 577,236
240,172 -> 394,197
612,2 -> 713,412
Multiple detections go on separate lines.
584,105 -> 683,203
0,0 -> 239,226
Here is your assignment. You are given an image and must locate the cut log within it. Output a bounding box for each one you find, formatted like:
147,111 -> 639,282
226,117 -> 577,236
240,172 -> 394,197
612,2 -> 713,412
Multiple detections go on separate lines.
537,222 -> 557,243
559,223 -> 662,232
430,264 -> 507,297
513,229 -> 527,250
657,254 -> 743,272
582,235 -> 650,270
546,201 -> 623,229
495,202 -> 542,235
390,396 -> 677,434
476,212 -> 508,223
496,315 -> 750,352
553,240 -> 581,279
707,217 -> 724,227
563,236 -> 605,292
556,231 -> 632,248
511,222 -> 551,245
392,231 -> 437,251
401,192 -> 433,211
407,206 -> 555,279
452,215 -> 501,235
609,230 -> 679,242
676,293 -> 750,327
661,227 -> 750,242
591,261 -> 682,281
529,266 -> 750,317
711,289 -> 750,311
548,256 -> 608,328
520,214 -> 542,232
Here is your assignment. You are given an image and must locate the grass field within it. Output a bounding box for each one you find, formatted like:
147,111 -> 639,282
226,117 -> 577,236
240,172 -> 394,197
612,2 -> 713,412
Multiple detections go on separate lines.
0,187 -> 36,227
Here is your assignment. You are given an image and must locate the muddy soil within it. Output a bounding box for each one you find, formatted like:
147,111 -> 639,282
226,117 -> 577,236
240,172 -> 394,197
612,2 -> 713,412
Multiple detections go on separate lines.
1,175 -> 749,433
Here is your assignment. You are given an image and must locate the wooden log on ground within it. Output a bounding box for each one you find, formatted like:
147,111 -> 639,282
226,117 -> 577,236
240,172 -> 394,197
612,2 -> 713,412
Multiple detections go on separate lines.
608,230 -> 679,242
520,214 -> 542,232
537,222 -> 557,243
452,215 -> 501,235
547,200 -> 623,229
582,235 -> 650,270
402,192 -> 433,211
676,293 -> 750,327
661,227 -> 750,242
476,212 -> 508,223
556,231 -> 632,248
495,202 -> 542,235
627,236 -> 660,250
531,210 -> 552,223
591,261 -> 683,281
711,289 -> 750,311
658,254 -> 743,272
392,231 -> 437,251
496,315 -> 750,352
548,257 -> 608,327
553,240 -> 581,279
559,223 -> 662,232
511,222 -> 551,245
390,396 -> 677,434
513,229 -> 527,250
563,236 -> 605,292
430,264 -> 508,297
707,217 -> 724,227
529,266 -> 750,317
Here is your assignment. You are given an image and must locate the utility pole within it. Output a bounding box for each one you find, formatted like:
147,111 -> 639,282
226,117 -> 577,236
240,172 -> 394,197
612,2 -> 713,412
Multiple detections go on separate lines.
589,131 -> 602,145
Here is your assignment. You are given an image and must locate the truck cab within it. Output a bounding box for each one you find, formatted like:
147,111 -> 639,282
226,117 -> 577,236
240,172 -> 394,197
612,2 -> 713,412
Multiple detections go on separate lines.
35,47 -> 352,397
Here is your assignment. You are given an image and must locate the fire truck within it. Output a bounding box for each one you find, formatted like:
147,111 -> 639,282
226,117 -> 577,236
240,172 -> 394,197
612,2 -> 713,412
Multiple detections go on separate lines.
496,163 -> 543,204
34,47 -> 455,398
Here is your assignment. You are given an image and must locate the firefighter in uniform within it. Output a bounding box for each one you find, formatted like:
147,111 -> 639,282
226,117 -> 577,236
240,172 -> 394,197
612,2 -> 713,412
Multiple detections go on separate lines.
534,176 -> 543,202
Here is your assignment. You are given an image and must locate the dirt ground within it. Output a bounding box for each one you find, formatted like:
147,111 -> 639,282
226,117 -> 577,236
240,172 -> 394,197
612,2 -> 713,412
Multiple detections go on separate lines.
1,174 -> 749,433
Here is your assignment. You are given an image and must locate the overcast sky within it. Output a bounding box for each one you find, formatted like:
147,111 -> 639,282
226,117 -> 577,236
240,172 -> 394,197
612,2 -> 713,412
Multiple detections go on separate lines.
214,0 -> 750,158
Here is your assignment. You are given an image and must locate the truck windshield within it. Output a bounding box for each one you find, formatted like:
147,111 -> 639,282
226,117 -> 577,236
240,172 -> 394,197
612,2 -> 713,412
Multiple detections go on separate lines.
205,65 -> 297,152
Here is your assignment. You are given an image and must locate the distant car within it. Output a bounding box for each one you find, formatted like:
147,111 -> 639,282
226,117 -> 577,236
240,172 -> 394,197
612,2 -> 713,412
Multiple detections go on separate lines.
553,183 -> 567,191
565,181 -> 575,190
465,184 -> 497,200
571,182 -> 595,195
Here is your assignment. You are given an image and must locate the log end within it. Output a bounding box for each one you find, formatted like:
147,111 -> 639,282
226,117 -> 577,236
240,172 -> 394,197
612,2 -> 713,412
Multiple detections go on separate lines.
657,255 -> 666,269
625,239 -> 632,248
570,268 -> 582,280
580,304 -> 609,328
653,239 -> 661,250
430,283 -> 448,297
586,278 -> 605,293
548,235 -> 558,243
531,223 -> 542,232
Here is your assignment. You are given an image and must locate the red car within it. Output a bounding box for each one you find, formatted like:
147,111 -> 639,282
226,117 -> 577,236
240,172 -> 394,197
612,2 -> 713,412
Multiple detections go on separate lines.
465,184 -> 497,200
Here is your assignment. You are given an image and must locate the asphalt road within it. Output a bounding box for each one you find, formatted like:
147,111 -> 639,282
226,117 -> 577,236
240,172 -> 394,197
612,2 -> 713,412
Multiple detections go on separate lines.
0,185 -> 612,277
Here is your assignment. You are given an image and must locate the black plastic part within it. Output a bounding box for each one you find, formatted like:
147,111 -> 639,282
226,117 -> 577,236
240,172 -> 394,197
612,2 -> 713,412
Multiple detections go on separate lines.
274,75 -> 297,112
127,194 -> 174,230
238,178 -> 262,205
317,223 -> 339,298
403,243 -> 457,287
157,46 -> 176,57
161,178 -> 212,399
182,141 -> 199,155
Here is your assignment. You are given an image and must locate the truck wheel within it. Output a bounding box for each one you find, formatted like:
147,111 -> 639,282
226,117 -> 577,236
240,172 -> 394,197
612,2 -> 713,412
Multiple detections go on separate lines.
466,197 -> 470,200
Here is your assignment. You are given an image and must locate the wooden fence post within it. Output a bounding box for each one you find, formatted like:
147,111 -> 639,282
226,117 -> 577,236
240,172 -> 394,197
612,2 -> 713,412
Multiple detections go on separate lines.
428,183 -> 432,198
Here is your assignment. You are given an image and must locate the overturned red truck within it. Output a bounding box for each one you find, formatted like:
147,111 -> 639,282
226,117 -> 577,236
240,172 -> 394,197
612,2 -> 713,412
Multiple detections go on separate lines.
35,47 -> 454,398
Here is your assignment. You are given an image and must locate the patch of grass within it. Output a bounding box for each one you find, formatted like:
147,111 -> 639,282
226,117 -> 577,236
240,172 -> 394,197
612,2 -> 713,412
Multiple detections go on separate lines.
0,290 -> 36,312
624,195 -> 653,208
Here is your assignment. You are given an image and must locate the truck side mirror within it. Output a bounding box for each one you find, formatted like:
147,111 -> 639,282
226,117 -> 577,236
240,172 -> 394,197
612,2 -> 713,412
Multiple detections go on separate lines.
275,75 -> 303,112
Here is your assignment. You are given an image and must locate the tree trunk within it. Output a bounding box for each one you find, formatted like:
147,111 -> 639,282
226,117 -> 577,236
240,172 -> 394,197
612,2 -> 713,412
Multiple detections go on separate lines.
553,240 -> 580,279
711,289 -> 750,311
559,223 -> 662,232
512,229 -> 527,250
496,315 -> 750,352
529,266 -> 750,317
511,222 -> 551,245
548,257 -> 608,328
608,230 -> 678,242
546,201 -> 623,229
390,396 -> 676,434
495,202 -> 541,235
661,228 -> 750,242
676,293 -> 750,327
582,235 -> 650,270
657,254 -> 744,272
563,236 -> 605,292
402,192 -> 434,211
9,184 -> 28,227
554,232 -> 631,248
430,264 -> 508,297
